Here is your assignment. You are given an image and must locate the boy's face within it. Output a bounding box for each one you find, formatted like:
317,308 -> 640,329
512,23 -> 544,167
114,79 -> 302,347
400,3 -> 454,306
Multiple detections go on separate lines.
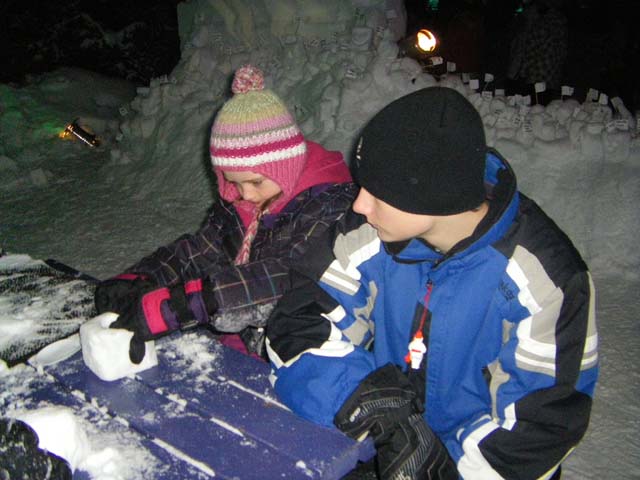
223,171 -> 282,208
353,188 -> 437,243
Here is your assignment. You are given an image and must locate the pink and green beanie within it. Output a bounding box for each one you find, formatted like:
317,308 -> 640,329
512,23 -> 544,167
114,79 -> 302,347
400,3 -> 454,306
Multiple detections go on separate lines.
210,65 -> 308,204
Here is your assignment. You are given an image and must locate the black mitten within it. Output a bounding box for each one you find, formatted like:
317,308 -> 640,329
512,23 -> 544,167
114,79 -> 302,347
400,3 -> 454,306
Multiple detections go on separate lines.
335,364 -> 422,441
335,364 -> 458,480
0,418 -> 72,480
376,413 -> 458,480
95,274 -> 145,316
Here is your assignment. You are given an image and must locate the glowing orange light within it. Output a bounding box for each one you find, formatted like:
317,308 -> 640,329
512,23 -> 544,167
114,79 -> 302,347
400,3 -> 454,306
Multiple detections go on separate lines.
60,119 -> 99,147
416,29 -> 437,54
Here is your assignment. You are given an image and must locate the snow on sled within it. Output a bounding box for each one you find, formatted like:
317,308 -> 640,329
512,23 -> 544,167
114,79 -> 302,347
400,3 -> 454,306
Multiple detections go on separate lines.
0,254 -> 96,367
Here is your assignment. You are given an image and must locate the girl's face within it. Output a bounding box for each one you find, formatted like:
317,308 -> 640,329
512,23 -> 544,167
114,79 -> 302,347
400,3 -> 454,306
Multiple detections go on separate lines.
223,171 -> 282,208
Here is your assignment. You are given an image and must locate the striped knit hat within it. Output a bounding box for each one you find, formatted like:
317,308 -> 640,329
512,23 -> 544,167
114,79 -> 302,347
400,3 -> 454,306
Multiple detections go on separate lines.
210,65 -> 307,205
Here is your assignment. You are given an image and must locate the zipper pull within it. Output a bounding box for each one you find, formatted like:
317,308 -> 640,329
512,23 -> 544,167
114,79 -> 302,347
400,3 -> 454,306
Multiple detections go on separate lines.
405,281 -> 433,370
405,331 -> 427,370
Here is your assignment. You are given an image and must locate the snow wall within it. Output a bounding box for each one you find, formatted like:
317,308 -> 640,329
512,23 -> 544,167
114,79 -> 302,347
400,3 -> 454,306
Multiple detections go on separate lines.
107,0 -> 412,200
1,0 -> 638,281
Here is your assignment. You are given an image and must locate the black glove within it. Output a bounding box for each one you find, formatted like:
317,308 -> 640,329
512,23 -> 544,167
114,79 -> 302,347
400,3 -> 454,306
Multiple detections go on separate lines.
95,275 -> 217,363
335,364 -> 458,480
0,418 -> 72,480
376,413 -> 458,479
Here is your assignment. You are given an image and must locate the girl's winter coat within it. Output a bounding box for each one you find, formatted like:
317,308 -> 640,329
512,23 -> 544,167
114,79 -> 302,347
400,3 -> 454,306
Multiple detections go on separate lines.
124,141 -> 356,355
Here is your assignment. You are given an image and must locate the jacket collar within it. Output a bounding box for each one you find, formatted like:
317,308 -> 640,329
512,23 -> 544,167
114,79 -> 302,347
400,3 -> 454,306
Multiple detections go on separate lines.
228,141 -> 351,228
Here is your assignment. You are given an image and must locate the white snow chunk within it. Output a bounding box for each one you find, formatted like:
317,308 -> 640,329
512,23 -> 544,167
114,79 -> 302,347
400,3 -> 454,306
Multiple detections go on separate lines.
80,312 -> 158,381
16,406 -> 90,471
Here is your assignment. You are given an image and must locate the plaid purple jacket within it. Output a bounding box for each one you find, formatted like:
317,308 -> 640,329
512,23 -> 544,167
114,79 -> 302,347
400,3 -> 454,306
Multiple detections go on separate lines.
126,182 -> 358,350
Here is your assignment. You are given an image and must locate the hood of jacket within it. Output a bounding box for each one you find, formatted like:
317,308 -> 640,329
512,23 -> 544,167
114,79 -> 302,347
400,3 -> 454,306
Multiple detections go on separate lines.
218,140 -> 352,228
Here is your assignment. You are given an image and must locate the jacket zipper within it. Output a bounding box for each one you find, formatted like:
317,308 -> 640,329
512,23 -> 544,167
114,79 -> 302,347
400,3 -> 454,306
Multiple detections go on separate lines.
405,280 -> 433,370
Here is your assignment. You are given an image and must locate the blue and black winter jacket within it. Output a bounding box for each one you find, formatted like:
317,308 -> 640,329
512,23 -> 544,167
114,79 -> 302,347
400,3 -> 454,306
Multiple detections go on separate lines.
266,150 -> 598,479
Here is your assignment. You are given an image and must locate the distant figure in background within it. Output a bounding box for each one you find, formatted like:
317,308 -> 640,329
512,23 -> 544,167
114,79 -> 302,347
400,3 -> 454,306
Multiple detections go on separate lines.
508,0 -> 568,102
439,0 -> 486,76
94,65 -> 356,363
483,0 -> 521,85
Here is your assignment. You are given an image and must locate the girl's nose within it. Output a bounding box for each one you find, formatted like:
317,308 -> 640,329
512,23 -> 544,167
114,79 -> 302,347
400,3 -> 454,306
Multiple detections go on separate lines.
240,185 -> 259,203
240,189 -> 253,201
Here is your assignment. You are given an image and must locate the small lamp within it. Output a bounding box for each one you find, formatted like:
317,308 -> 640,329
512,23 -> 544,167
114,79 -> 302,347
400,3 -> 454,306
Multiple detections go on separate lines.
61,119 -> 100,147
415,29 -> 437,54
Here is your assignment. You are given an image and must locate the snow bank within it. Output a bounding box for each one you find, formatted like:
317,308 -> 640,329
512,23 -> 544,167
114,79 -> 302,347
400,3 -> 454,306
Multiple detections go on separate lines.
105,0 -> 639,280
107,0 -> 412,201
0,1 -> 637,280
0,68 -> 135,189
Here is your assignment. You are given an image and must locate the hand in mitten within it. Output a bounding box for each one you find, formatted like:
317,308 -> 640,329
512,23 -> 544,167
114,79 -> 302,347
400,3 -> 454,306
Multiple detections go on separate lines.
335,364 -> 457,480
335,363 -> 421,441
94,273 -> 148,317
376,413 -> 458,479
0,418 -> 72,480
95,275 -> 217,363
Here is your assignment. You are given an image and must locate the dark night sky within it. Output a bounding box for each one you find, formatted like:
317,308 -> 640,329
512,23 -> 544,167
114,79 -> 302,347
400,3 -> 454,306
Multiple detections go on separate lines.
407,0 -> 640,109
0,0 -> 183,85
1,0 -> 638,109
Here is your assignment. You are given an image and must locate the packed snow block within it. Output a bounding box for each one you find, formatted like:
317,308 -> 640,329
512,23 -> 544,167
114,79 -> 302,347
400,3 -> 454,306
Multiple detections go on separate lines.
80,313 -> 158,381
0,254 -> 96,367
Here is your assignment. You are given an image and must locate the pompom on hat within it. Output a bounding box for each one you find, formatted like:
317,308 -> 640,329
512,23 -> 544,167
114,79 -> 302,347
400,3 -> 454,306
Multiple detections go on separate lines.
210,65 -> 307,206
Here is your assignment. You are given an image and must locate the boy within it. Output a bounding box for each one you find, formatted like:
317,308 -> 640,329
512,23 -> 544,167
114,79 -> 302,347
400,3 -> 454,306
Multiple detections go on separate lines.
265,87 -> 598,479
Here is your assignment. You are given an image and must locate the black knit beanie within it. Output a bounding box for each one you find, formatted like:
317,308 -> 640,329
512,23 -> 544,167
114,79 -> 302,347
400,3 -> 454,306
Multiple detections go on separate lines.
353,86 -> 487,215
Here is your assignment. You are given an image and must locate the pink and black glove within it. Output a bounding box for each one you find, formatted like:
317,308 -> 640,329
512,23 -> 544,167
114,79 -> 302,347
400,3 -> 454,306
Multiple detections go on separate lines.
95,274 -> 218,363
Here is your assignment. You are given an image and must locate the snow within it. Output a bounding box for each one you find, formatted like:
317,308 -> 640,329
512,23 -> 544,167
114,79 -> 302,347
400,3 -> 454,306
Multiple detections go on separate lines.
151,438 -> 217,478
1,365 -> 164,479
1,0 -> 639,478
0,255 -> 95,365
80,313 -> 158,381
14,406 -> 91,471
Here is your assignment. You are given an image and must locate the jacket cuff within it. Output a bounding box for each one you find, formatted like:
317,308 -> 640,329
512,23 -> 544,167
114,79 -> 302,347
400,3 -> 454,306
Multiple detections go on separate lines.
184,279 -> 218,327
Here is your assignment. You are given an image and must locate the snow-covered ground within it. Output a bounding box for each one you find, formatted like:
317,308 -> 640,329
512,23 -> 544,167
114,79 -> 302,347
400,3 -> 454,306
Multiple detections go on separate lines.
1,1 -> 639,478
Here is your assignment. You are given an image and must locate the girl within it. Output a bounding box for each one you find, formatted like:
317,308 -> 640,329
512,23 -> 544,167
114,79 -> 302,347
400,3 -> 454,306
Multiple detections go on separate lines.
95,65 -> 356,362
